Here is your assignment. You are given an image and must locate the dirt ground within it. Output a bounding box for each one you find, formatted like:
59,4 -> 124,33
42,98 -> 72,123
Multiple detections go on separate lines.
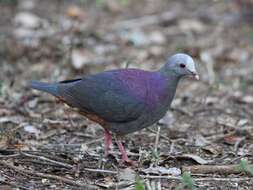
0,0 -> 253,189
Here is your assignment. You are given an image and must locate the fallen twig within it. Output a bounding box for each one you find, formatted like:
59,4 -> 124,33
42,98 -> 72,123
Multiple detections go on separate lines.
154,125 -> 161,155
82,168 -> 118,174
0,153 -> 20,158
140,175 -> 252,182
20,152 -> 74,169
21,151 -> 118,174
0,161 -> 97,189
140,175 -> 180,180
113,10 -> 178,29
84,137 -> 104,145
195,177 -> 252,182
147,128 -> 170,141
205,131 -> 236,141
182,164 -> 250,175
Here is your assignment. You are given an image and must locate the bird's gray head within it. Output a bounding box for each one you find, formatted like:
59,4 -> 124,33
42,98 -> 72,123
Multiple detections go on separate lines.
162,53 -> 199,80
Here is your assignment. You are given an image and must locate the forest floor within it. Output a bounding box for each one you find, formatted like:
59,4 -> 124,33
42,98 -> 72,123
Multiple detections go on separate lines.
0,0 -> 253,189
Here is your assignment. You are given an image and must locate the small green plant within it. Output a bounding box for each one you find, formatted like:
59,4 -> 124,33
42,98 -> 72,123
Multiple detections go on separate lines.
95,0 -> 129,8
118,0 -> 129,6
95,0 -> 106,7
0,81 -> 3,96
176,172 -> 196,190
151,148 -> 160,160
0,0 -> 17,5
135,176 -> 145,190
235,159 -> 253,176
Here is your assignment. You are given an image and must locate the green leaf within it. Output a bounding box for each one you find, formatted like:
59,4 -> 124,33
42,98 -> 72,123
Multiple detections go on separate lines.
119,0 -> 129,5
0,81 -> 3,96
180,172 -> 196,190
175,186 -> 182,190
0,0 -> 17,5
151,148 -> 160,159
135,176 -> 145,190
235,159 -> 253,175
95,0 -> 106,8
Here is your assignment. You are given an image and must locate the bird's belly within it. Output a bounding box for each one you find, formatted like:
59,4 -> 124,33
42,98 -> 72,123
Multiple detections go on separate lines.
145,108 -> 168,126
78,110 -> 107,127
108,106 -> 169,135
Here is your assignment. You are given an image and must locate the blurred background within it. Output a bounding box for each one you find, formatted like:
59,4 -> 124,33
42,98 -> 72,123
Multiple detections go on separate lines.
0,0 -> 253,189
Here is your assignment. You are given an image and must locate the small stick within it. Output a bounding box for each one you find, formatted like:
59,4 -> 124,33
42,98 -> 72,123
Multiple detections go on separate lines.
84,137 -> 104,145
141,175 -> 252,182
82,168 -> 117,174
157,180 -> 162,190
154,125 -> 161,156
0,161 -> 97,189
21,152 -> 117,174
147,128 -> 170,141
0,153 -> 20,158
113,11 -> 178,29
182,164 -> 246,175
234,137 -> 245,153
194,177 -> 252,182
20,152 -> 73,169
205,131 -> 236,141
140,175 -> 180,180
145,179 -> 152,190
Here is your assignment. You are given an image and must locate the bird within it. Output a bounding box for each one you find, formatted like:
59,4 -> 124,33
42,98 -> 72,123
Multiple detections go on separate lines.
29,53 -> 199,165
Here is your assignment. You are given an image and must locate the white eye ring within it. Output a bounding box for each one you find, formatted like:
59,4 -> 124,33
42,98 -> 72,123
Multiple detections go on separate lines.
179,63 -> 185,68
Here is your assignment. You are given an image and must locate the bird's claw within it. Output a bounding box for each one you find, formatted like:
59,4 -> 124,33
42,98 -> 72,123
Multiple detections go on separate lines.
120,158 -> 138,167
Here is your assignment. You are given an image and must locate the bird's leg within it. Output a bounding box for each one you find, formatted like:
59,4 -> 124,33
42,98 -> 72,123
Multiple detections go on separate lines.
104,128 -> 112,157
154,124 -> 161,166
115,137 -> 137,166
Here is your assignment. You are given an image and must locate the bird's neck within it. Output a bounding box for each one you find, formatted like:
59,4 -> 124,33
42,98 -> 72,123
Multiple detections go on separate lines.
159,67 -> 180,88
157,68 -> 181,108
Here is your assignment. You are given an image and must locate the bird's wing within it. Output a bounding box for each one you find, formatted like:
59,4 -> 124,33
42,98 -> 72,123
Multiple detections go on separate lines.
58,70 -> 147,123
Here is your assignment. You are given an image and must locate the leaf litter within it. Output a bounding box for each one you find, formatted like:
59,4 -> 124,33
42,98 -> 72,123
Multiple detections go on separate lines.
0,0 -> 253,189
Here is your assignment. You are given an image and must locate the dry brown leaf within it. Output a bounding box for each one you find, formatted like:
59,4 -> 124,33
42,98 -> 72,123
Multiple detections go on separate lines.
66,6 -> 84,18
224,135 -> 242,145
202,144 -> 223,155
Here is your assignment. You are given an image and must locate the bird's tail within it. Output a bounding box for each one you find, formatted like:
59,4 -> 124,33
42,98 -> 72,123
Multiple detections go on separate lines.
29,81 -> 59,96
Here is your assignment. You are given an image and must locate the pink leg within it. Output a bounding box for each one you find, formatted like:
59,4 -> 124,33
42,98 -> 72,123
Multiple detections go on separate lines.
104,129 -> 112,157
116,139 -> 137,166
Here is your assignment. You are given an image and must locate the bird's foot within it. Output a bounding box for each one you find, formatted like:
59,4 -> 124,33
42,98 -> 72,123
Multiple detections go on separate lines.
120,157 -> 138,167
104,129 -> 112,157
116,138 -> 138,167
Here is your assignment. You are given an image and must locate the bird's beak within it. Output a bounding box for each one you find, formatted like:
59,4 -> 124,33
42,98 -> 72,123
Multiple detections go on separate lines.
192,72 -> 199,80
186,62 -> 199,80
188,70 -> 199,80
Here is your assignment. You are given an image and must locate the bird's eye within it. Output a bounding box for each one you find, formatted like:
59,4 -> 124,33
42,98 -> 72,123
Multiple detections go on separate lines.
179,63 -> 185,68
